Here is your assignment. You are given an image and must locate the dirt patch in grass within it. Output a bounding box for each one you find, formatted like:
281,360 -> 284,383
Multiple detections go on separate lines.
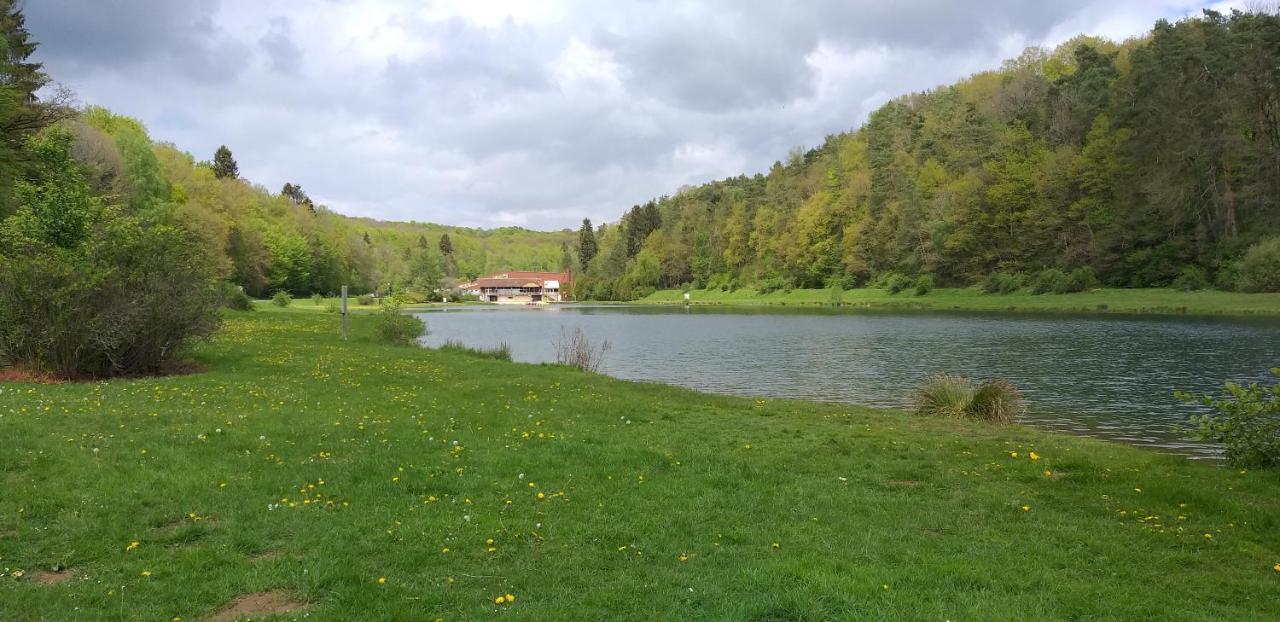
208,590 -> 310,621
250,550 -> 282,561
33,569 -> 75,585
0,360 -> 207,383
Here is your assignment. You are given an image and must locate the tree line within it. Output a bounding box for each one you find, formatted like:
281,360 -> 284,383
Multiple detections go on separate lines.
570,10 -> 1280,300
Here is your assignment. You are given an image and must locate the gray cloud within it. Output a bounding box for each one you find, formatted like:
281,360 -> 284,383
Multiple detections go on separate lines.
22,0 -> 1227,229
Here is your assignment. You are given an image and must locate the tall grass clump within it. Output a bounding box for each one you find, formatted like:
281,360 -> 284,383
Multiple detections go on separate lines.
554,326 -> 610,372
440,339 -> 512,362
913,374 -> 1025,423
311,293 -> 323,306
373,299 -> 426,346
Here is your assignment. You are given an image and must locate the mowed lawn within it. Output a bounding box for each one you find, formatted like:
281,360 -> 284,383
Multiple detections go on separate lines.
1,310 -> 1278,620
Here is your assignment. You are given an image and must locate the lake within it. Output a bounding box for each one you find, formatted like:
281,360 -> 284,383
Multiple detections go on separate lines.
416,305 -> 1280,459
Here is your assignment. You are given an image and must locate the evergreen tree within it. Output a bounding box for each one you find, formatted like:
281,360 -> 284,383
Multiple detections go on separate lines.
438,233 -> 453,255
560,241 -> 573,271
417,234 -> 428,249
212,145 -> 238,179
578,218 -> 597,267
0,0 -> 53,216
362,232 -> 371,245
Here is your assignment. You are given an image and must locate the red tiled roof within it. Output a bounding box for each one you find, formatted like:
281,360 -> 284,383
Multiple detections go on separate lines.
481,271 -> 571,283
475,278 -> 541,288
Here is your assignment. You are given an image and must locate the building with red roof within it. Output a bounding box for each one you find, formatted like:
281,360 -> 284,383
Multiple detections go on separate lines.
458,270 -> 571,304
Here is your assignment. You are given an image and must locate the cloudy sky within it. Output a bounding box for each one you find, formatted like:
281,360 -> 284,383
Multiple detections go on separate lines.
25,0 -> 1236,231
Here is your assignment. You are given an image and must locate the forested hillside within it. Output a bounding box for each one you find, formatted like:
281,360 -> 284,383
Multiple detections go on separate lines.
572,10 -> 1280,300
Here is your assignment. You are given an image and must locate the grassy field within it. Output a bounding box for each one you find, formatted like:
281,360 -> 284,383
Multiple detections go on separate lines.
1,309 -> 1278,620
640,287 -> 1280,316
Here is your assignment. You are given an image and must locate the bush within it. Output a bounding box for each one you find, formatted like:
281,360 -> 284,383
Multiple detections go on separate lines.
1237,237 -> 1280,292
1214,261 -> 1241,291
913,374 -> 1025,423
0,129 -> 221,378
913,274 -> 935,296
1171,266 -> 1210,291
1031,268 -> 1070,294
554,326 -> 610,372
272,290 -> 291,307
980,271 -> 1024,294
357,294 -> 375,306
311,293 -> 323,306
1178,369 -> 1280,468
373,298 -> 425,346
756,277 -> 788,294
440,339 -> 512,362
220,282 -> 252,311
324,299 -> 340,314
884,273 -> 913,295
1066,266 -> 1099,292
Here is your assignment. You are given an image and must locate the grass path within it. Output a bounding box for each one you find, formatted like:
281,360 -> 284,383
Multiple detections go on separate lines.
640,287 -> 1280,316
1,309 -> 1278,620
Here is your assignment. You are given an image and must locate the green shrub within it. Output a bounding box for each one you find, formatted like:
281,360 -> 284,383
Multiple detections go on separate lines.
914,274 -> 935,296
311,293 -> 323,306
373,299 -> 426,346
1214,261 -> 1241,291
1031,268 -> 1070,294
357,294 -> 375,306
756,277 -> 787,294
913,374 -> 1025,423
0,129 -> 221,378
1066,266 -> 1099,292
1178,369 -> 1280,468
980,272 -> 1024,294
220,282 -> 252,311
324,299 -> 340,314
884,273 -> 913,295
1171,266 -> 1210,291
440,339 -> 512,361
272,290 -> 291,307
1237,237 -> 1280,292
826,282 -> 844,305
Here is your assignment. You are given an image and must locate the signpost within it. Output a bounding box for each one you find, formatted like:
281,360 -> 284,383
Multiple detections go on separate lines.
340,285 -> 348,340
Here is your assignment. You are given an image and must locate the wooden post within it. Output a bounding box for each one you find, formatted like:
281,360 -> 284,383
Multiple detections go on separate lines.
341,285 -> 348,340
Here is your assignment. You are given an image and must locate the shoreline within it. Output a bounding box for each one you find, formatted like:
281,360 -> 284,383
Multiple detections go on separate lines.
634,287 -> 1280,317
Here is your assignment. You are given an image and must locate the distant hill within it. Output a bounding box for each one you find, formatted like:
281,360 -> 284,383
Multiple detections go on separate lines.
572,10 -> 1280,299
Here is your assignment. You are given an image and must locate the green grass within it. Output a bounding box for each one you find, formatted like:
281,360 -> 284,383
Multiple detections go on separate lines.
2,309 -> 1279,620
640,287 -> 1280,316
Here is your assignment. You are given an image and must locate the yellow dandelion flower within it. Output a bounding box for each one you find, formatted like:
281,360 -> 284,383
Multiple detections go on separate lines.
536,492 -> 545,500
771,542 -> 780,549
506,594 -> 516,602
140,570 -> 152,577
1021,505 -> 1031,512
1273,563 -> 1280,573
1009,451 -> 1018,458
126,541 -> 140,552
378,576 -> 387,584
1029,452 -> 1040,460
678,554 -> 689,562
1043,470 -> 1053,477
494,596 -> 506,605
1203,533 -> 1213,539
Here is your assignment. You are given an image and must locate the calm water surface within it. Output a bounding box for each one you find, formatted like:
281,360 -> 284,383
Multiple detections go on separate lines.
416,305 -> 1280,459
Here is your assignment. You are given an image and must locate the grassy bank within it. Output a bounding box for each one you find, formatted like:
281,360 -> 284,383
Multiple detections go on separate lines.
1,310 -> 1278,620
639,287 -> 1280,316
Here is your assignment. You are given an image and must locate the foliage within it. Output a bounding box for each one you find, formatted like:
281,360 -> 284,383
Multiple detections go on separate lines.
884,273 -> 913,295
439,339 -> 512,362
554,326 -> 610,372
980,272 -> 1024,294
324,298 -> 340,314
1171,266 -> 1210,291
220,282 -> 252,311
1236,237 -> 1280,292
271,290 -> 291,307
914,274 -> 936,296
1178,370 -> 1280,468
311,293 -> 323,306
1032,269 -> 1070,294
913,374 -> 1025,423
212,145 -> 238,179
373,298 -> 426,346
357,294 -> 375,306
0,131 -> 220,378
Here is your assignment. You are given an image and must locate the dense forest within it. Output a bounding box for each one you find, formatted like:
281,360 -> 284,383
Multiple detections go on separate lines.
572,10 -> 1280,300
